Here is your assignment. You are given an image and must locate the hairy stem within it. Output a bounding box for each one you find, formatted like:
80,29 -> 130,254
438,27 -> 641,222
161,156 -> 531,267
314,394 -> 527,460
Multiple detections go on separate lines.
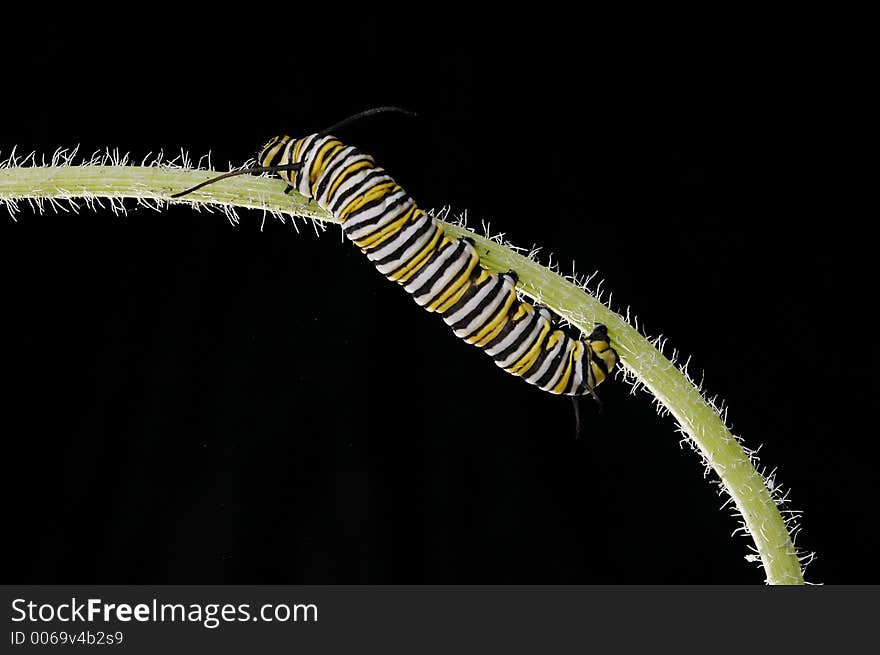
0,164 -> 805,584
0,165 -> 329,221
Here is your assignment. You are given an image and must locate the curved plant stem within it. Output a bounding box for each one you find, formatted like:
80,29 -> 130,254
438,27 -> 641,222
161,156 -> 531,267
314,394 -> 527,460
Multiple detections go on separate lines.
0,164 -> 806,584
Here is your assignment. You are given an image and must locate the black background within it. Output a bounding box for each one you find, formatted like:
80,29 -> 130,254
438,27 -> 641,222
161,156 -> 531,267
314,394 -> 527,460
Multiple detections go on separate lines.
1,11 -> 871,584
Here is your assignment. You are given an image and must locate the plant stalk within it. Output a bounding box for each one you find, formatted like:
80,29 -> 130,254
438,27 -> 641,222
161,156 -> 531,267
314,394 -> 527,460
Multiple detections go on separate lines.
0,164 -> 805,584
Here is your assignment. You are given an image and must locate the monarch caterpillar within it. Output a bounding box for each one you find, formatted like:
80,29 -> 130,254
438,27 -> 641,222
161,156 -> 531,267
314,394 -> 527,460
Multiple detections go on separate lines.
172,108 -> 619,422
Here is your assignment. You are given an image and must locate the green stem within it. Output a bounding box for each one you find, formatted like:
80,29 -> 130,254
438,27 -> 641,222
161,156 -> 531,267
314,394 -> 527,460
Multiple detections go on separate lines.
0,164 -> 806,584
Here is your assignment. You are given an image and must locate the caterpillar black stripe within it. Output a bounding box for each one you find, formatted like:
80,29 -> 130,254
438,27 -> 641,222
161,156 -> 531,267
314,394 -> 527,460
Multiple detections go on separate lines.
172,112 -> 620,400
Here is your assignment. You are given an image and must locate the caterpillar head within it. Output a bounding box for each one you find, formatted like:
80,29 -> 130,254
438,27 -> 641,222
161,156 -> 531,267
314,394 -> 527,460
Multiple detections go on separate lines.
257,134 -> 313,195
258,135 -> 294,169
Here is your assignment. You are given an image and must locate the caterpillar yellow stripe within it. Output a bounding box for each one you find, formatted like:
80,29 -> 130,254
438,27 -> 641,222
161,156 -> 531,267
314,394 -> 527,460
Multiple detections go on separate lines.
258,133 -> 619,397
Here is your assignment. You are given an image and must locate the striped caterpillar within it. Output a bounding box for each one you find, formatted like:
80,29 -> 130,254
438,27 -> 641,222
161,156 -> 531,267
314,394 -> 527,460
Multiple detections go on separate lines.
172,109 -> 619,421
